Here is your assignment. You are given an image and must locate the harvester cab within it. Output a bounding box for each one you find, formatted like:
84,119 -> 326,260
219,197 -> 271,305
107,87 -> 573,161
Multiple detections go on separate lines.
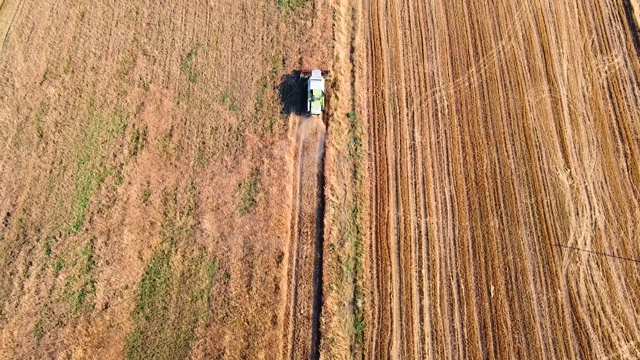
300,69 -> 329,116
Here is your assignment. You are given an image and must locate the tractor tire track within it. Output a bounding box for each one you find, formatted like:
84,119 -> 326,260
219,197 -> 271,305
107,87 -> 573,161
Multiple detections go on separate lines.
280,116 -> 326,360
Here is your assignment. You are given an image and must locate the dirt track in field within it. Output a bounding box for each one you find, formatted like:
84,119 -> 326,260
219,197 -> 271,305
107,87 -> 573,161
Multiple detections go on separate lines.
280,116 -> 326,360
363,0 -> 640,358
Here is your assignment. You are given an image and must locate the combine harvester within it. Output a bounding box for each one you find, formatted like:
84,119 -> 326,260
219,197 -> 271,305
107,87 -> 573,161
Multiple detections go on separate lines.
300,69 -> 329,116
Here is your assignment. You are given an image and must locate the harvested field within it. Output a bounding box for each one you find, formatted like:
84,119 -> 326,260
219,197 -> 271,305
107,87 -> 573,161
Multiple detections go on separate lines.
280,115 -> 326,359
363,0 -> 640,358
0,0 -> 332,358
3,0 -> 640,357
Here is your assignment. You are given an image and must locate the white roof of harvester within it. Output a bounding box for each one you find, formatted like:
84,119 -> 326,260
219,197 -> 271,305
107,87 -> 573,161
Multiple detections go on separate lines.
309,70 -> 325,90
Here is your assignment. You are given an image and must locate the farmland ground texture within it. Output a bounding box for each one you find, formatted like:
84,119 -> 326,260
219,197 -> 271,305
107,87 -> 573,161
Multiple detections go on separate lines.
364,0 -> 640,358
2,0 -> 640,358
280,116 -> 326,360
0,0 -> 332,358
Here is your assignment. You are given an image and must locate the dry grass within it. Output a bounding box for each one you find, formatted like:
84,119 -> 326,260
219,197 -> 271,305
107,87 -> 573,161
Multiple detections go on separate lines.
0,0 -> 332,358
0,0 -> 21,53
124,186 -> 216,360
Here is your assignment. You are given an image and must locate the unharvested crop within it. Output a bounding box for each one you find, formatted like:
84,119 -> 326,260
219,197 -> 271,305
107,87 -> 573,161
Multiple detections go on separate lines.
362,0 -> 640,358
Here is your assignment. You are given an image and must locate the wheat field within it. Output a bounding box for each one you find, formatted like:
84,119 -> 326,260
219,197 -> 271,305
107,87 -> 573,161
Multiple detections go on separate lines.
362,0 -> 640,358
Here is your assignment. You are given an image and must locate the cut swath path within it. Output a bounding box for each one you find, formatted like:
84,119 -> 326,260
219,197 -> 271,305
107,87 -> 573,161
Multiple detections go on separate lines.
280,116 -> 326,360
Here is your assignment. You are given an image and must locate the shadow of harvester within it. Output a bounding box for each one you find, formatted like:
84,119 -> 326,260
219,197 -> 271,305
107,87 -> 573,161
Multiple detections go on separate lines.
279,71 -> 307,116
